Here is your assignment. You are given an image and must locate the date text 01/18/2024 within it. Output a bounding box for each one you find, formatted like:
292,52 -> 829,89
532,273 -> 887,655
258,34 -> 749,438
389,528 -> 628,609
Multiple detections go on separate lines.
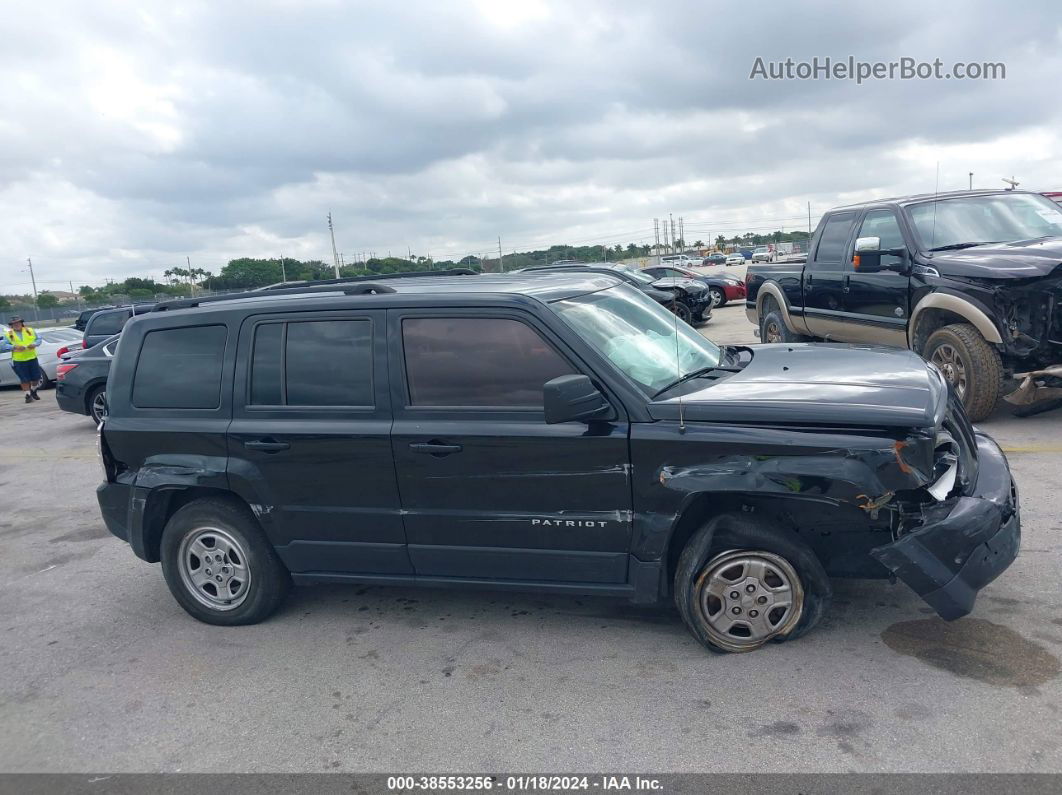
386,776 -> 663,791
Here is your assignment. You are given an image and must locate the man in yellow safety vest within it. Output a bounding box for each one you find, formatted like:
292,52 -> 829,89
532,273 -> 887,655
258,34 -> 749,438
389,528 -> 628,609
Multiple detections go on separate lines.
3,316 -> 44,404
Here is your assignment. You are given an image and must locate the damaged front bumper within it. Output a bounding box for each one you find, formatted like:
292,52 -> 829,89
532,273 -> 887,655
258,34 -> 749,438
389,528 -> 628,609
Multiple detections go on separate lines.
1003,364 -> 1062,407
870,432 -> 1019,621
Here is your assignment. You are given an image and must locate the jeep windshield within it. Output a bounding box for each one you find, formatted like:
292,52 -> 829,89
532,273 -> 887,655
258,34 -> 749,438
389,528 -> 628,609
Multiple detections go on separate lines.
907,192 -> 1062,251
552,284 -> 722,394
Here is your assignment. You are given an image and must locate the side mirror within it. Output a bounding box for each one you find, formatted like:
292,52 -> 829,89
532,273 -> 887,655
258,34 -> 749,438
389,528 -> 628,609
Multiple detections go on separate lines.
543,374 -> 613,424
853,237 -> 909,274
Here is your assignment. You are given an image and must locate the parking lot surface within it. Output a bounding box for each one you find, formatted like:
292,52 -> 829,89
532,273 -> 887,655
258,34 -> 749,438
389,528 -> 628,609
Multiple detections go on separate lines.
2,304 -> 1061,773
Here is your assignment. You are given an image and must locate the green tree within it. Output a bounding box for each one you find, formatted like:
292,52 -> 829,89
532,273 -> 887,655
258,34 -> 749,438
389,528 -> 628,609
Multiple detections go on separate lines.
0,295 -> 10,311
714,235 -> 726,250
37,292 -> 59,309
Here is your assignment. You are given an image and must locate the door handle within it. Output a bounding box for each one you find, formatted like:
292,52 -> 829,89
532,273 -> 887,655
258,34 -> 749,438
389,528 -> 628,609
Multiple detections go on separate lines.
409,441 -> 463,456
243,439 -> 290,453
806,274 -> 813,285
842,274 -> 851,293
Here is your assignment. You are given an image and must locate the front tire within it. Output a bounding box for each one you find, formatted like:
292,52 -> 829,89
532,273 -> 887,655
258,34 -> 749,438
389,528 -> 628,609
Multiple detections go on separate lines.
160,498 -> 291,626
922,323 -> 1002,422
709,287 -> 726,307
674,514 -> 831,653
670,300 -> 693,325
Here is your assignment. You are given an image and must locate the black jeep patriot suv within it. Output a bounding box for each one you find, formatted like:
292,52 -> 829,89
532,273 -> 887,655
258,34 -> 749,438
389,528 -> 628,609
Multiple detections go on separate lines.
95,272 -> 1020,653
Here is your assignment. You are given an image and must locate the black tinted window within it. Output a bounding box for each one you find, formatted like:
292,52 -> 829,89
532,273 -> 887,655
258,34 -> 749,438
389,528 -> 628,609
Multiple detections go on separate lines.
89,310 -> 130,336
403,317 -> 574,407
286,320 -> 372,406
249,319 -> 373,407
250,323 -> 283,405
814,212 -> 856,262
857,210 -> 905,249
133,325 -> 227,409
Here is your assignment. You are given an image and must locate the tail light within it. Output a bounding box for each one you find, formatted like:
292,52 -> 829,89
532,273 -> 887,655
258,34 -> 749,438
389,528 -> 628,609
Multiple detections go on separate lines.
56,362 -> 79,381
82,339 -> 88,348
56,345 -> 72,359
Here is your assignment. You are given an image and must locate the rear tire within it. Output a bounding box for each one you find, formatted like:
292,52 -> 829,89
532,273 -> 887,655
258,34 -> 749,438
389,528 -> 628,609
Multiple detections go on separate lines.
35,366 -> 52,391
160,498 -> 291,626
87,385 -> 107,425
922,323 -> 1002,422
759,299 -> 809,344
674,513 -> 831,653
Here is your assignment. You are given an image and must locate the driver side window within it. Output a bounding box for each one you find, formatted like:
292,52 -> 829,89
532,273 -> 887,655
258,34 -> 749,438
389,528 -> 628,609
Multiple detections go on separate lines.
858,210 -> 905,250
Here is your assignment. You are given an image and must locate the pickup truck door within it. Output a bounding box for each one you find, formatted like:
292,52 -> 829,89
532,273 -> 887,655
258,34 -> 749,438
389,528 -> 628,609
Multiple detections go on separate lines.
388,309 -> 633,584
840,208 -> 911,346
802,211 -> 857,339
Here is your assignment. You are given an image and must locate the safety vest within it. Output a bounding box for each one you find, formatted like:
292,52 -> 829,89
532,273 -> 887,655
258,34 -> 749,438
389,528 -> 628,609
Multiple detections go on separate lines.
4,327 -> 38,362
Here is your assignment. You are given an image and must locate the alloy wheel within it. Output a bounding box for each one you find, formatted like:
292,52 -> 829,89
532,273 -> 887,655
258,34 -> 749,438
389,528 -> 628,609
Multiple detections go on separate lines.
90,391 -> 107,424
930,343 -> 968,398
177,527 -> 252,611
695,550 -> 804,652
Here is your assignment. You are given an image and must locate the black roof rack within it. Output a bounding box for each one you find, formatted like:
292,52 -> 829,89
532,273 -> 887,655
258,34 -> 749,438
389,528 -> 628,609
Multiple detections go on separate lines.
150,269 -> 479,312
254,268 -> 478,291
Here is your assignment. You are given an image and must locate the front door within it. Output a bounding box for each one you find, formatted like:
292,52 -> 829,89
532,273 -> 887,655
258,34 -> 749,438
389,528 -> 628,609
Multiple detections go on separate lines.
388,309 -> 633,584
842,208 -> 911,346
228,309 -> 411,576
802,211 -> 857,339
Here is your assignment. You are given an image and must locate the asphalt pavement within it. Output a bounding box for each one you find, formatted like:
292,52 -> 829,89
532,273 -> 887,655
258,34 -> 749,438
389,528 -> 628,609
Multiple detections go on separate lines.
1,305 -> 1061,773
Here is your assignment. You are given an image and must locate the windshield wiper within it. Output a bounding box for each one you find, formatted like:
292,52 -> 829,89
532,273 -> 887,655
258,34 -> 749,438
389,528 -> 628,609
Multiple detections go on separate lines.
652,365 -> 743,398
928,241 -> 1000,251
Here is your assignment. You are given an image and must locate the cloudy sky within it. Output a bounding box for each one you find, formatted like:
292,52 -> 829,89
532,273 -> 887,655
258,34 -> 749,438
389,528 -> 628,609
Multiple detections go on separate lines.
2,0 -> 1061,293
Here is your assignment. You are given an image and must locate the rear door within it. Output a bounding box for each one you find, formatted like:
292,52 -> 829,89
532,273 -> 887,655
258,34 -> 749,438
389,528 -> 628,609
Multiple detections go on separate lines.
841,208 -> 911,346
228,309 -> 411,576
388,309 -> 633,584
802,211 -> 857,339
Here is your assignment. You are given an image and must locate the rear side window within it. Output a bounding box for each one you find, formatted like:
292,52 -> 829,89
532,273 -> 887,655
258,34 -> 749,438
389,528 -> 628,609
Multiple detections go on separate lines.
402,317 -> 575,408
249,319 -> 373,407
132,325 -> 227,409
88,310 -> 130,337
813,212 -> 856,262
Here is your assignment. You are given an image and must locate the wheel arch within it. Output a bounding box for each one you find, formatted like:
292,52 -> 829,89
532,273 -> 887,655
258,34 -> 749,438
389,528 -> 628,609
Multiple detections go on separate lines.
140,487 -> 254,563
909,292 -> 1003,349
755,281 -> 804,335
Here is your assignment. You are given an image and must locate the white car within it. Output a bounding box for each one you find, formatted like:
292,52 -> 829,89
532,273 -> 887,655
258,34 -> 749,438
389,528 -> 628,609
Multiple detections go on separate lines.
725,253 -> 746,267
752,246 -> 774,263
659,255 -> 702,268
0,326 -> 75,389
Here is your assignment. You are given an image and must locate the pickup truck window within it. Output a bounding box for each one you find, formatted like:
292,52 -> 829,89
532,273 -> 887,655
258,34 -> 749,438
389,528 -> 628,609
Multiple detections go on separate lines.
813,212 -> 856,263
402,317 -> 574,408
552,284 -> 721,394
906,192 -> 1062,250
857,210 -> 905,249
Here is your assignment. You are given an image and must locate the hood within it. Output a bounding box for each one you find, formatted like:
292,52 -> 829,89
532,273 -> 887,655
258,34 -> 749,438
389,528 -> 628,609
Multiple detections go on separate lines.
930,237 -> 1062,279
649,343 -> 948,428
651,276 -> 707,293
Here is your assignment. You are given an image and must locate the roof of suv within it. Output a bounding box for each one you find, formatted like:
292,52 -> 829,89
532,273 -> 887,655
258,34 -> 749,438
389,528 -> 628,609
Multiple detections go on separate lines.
149,272 -> 621,318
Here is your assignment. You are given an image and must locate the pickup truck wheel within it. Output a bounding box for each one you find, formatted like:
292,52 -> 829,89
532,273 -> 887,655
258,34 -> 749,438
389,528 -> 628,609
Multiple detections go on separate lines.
709,287 -> 726,307
674,515 -> 831,653
760,305 -> 808,344
161,498 -> 291,626
670,300 -> 693,325
923,323 -> 1002,422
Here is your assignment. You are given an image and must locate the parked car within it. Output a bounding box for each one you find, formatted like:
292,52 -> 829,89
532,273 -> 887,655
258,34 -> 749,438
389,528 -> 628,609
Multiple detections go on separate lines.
56,334 -> 119,424
83,304 -> 154,348
751,246 -> 773,263
745,189 -> 1062,421
659,254 -> 702,268
95,273 -> 1019,653
0,327 -> 74,389
75,306 -> 116,331
642,264 -> 746,307
519,262 -> 712,325
725,253 -> 746,267
702,253 -> 727,266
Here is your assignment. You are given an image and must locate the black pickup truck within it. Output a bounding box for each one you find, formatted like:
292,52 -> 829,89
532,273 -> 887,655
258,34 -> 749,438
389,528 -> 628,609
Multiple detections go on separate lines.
746,190 -> 1062,421
95,271 -> 1018,653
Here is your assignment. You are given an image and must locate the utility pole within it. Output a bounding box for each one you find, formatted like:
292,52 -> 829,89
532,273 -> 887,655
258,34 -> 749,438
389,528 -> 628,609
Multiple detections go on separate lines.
70,280 -> 81,309
498,237 -> 504,271
969,172 -> 974,190
653,218 -> 660,254
26,258 -> 38,306
187,256 -> 196,296
327,212 -> 341,278
279,255 -> 287,282
678,217 -> 684,251
669,214 -> 675,254
807,202 -> 812,234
